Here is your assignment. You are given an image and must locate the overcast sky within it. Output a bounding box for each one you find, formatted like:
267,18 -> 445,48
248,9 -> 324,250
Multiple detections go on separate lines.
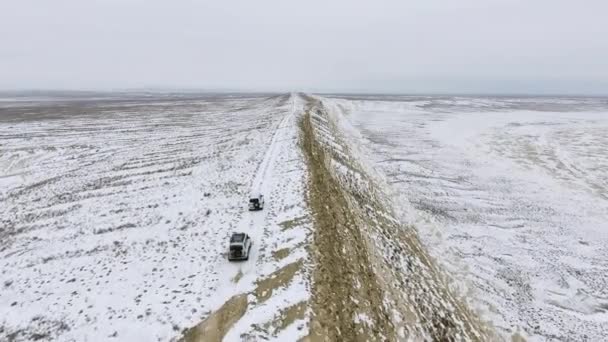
1,0 -> 607,94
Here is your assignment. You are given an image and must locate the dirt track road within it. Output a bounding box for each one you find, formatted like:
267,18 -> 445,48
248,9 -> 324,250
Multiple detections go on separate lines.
300,95 -> 497,341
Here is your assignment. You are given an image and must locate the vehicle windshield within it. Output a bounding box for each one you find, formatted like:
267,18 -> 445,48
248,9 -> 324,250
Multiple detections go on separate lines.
249,198 -> 259,204
230,233 -> 245,243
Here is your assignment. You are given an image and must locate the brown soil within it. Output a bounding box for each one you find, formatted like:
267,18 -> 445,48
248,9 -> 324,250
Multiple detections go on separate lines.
271,248 -> 290,261
181,259 -> 304,342
278,215 -> 309,231
274,301 -> 308,334
299,110 -> 396,342
254,260 -> 302,303
180,294 -> 248,342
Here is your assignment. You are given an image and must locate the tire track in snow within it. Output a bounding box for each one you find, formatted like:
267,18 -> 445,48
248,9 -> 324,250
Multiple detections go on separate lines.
231,94 -> 296,273
181,94 -> 312,341
0,94 -> 289,341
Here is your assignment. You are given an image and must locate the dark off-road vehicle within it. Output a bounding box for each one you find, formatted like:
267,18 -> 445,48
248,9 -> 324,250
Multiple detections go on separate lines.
248,192 -> 264,211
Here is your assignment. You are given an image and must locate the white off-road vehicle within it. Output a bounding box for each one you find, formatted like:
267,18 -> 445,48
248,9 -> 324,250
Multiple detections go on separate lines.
248,192 -> 264,211
228,232 -> 252,261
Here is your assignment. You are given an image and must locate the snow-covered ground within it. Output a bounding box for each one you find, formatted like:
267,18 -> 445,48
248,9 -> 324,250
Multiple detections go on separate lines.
320,96 -> 608,341
0,93 -> 312,341
3,92 -> 606,341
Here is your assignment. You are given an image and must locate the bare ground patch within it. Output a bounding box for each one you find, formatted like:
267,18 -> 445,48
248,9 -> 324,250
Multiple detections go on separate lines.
300,110 -> 396,342
278,215 -> 309,231
271,248 -> 290,261
179,260 -> 305,341
180,294 -> 248,342
253,260 -> 302,303
273,300 -> 307,334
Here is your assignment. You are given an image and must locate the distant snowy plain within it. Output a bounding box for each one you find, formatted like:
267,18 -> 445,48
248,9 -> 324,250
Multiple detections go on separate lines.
322,95 -> 608,341
0,94 -> 311,341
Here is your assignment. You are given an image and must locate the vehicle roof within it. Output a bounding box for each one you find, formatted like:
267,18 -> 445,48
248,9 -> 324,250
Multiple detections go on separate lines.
230,233 -> 246,243
249,191 -> 262,198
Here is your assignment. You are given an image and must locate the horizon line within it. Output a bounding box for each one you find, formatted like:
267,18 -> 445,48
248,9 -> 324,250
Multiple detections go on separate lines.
1,88 -> 607,98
